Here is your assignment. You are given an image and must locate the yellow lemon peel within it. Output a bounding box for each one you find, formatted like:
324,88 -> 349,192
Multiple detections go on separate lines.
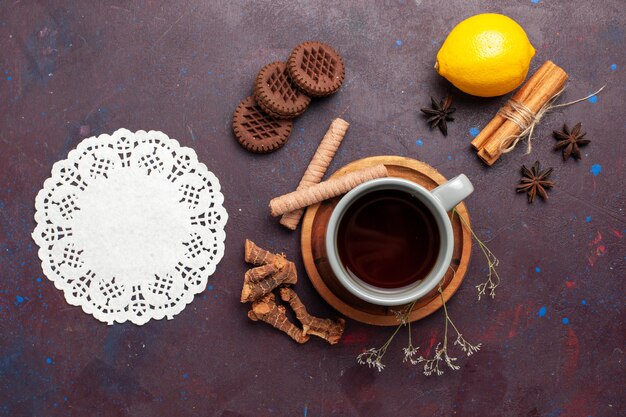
436,13 -> 535,97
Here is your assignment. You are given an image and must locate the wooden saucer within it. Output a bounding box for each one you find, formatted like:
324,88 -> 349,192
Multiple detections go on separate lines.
300,156 -> 472,326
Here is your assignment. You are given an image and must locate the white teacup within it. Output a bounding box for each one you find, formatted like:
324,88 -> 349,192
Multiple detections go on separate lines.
325,175 -> 473,306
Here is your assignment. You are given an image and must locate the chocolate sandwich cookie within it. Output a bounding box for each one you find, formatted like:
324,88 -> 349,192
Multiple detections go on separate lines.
287,41 -> 345,97
233,96 -> 293,153
254,62 -> 311,119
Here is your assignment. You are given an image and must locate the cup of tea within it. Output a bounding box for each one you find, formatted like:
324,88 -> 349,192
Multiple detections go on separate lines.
325,174 -> 473,306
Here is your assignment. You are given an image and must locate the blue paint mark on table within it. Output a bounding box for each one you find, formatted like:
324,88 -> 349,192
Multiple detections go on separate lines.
395,39 -> 403,46
562,317 -> 569,325
590,164 -> 602,176
587,95 -> 598,104
538,306 -> 547,317
469,127 -> 480,137
535,266 -> 541,273
415,138 -> 423,147
610,63 -> 617,71
585,215 -> 592,223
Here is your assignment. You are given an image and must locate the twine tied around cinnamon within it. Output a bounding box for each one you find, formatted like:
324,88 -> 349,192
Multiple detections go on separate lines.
499,84 -> 606,154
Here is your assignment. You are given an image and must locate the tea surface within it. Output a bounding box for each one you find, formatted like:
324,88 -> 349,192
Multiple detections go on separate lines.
337,189 -> 440,288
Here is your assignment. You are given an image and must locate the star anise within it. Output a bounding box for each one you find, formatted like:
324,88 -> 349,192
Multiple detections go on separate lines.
516,161 -> 554,203
553,122 -> 590,161
420,95 -> 455,136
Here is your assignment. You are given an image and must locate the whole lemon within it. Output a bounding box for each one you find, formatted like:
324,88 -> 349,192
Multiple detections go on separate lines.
436,13 -> 536,97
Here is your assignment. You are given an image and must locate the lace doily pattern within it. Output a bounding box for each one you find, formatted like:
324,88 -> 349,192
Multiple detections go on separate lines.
32,129 -> 228,325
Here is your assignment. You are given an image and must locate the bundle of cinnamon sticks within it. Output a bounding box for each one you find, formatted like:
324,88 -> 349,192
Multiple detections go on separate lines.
472,61 -> 569,165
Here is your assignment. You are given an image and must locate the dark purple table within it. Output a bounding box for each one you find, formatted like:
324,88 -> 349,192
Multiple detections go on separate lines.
1,1 -> 624,416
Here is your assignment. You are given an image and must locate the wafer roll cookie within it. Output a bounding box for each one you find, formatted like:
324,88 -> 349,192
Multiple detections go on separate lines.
269,164 -> 388,217
279,118 -> 350,230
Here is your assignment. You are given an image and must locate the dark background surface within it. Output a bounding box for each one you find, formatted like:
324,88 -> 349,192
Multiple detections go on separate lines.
1,1 -> 624,416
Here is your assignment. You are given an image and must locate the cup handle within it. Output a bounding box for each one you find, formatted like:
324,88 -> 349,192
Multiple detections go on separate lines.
431,174 -> 474,212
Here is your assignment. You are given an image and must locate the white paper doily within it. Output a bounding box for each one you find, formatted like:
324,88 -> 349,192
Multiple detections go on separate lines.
32,129 -> 228,325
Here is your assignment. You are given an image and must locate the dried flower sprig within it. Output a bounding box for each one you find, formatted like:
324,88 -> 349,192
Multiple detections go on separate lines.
415,283 -> 482,376
392,302 -> 413,325
451,208 -> 502,300
419,278 -> 475,373
356,348 -> 386,372
419,343 -> 456,376
402,315 -> 420,365
402,343 -> 421,365
356,314 -> 407,372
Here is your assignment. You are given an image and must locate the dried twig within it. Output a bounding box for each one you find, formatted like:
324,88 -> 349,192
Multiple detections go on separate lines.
414,277 -> 481,376
451,209 -> 502,300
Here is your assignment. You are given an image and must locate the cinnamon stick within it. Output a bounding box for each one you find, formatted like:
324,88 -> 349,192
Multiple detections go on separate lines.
280,118 -> 349,230
483,64 -> 568,158
269,164 -> 388,217
471,61 -> 554,151
472,61 -> 568,166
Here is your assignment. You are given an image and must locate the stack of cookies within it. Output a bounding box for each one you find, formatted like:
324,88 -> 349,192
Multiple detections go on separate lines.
233,41 -> 345,153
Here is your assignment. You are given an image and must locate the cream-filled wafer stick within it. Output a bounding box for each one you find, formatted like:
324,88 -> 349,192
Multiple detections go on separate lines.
269,164 -> 388,217
280,118 -> 350,230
